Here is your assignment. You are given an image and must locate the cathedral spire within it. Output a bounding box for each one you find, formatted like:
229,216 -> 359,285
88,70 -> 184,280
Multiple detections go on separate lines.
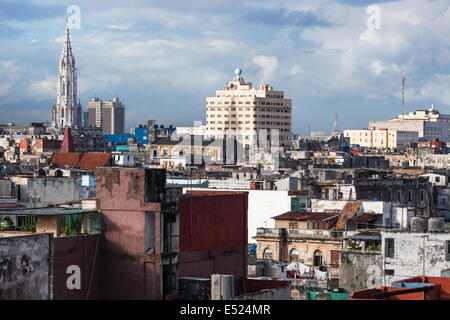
52,24 -> 81,129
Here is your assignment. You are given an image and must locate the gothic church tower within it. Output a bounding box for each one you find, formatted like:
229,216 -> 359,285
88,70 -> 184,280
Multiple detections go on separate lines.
52,25 -> 81,128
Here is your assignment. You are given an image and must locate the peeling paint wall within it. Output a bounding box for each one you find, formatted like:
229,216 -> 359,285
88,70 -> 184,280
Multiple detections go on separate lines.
339,251 -> 383,292
382,230 -> 450,285
0,233 -> 52,299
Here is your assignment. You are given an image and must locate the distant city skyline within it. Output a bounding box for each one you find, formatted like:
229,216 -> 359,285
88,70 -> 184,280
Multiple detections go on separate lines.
1,0 -> 450,135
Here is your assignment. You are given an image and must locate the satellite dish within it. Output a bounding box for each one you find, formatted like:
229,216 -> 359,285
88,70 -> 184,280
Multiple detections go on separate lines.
234,68 -> 242,76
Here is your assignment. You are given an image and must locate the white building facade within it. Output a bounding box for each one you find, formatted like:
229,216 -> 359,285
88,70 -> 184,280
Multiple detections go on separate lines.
344,129 -> 418,149
206,69 -> 292,148
369,104 -> 450,143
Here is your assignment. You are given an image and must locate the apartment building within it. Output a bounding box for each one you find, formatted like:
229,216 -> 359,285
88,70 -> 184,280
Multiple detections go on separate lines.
206,69 -> 292,148
344,128 -> 418,149
87,97 -> 125,134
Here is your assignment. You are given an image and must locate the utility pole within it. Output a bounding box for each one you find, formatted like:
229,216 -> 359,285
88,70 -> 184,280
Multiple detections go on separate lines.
421,234 -> 429,299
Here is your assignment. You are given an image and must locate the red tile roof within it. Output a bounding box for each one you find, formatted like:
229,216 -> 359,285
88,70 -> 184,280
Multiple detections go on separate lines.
50,152 -> 111,171
272,211 -> 338,221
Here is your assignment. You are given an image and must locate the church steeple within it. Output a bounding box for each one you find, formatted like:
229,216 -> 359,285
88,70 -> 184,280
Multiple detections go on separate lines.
52,24 -> 81,129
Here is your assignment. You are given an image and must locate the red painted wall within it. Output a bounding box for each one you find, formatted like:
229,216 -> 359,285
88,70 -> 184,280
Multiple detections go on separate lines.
53,234 -> 101,300
179,193 -> 248,252
178,193 -> 248,282
95,167 -> 163,299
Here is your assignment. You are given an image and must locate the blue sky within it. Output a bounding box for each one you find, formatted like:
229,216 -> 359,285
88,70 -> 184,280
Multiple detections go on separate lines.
0,0 -> 450,135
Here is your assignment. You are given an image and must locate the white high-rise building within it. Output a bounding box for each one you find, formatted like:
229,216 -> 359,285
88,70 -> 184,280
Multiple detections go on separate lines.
51,25 -> 82,129
206,68 -> 292,148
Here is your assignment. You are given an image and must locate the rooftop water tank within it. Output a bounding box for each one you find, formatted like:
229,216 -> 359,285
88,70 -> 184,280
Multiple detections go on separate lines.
410,216 -> 427,232
428,217 -> 445,232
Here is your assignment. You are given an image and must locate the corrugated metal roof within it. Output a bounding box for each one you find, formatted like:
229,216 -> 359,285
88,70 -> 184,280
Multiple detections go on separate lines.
0,207 -> 97,216
272,211 -> 338,221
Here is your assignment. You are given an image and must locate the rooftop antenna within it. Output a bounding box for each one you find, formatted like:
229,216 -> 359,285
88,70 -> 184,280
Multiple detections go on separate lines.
402,75 -> 406,120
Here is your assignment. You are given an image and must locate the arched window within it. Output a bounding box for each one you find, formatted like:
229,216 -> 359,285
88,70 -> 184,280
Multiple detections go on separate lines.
263,247 -> 272,259
289,248 -> 298,263
313,250 -> 323,266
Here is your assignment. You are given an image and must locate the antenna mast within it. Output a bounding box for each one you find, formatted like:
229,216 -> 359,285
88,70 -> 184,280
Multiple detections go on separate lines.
402,75 -> 406,119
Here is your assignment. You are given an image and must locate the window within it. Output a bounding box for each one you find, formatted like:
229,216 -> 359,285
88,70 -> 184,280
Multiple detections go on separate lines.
385,238 -> 395,258
59,214 -> 83,236
263,248 -> 272,259
87,212 -> 101,234
289,222 -> 298,229
289,248 -> 299,263
145,211 -> 156,253
313,250 -> 323,266
385,269 -> 395,276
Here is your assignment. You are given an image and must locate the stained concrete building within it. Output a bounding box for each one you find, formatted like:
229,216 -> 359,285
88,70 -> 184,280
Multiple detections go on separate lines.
382,228 -> 450,285
206,68 -> 292,148
87,97 -> 125,134
95,167 -> 249,299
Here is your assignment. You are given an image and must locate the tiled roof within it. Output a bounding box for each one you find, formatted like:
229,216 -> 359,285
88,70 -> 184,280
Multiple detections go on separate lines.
50,152 -> 111,171
272,211 -> 338,221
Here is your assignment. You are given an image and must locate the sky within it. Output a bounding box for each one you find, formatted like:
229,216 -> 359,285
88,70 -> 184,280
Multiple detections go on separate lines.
0,0 -> 450,135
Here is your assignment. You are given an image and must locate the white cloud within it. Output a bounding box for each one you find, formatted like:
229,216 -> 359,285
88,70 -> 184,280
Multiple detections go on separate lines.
370,59 -> 385,76
27,76 -> 55,100
252,55 -> 278,84
107,24 -> 130,31
206,40 -> 238,52
289,64 -> 304,76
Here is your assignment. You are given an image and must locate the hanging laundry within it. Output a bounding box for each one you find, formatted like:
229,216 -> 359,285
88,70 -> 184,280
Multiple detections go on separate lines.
315,270 -> 328,281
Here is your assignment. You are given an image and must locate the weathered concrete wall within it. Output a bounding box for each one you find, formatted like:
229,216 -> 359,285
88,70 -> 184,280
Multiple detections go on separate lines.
339,251 -> 383,292
234,279 -> 291,300
234,285 -> 291,300
0,180 -> 12,196
95,167 -> 163,299
385,154 -> 450,169
382,230 -> 450,285
0,233 -> 52,299
36,216 -> 59,237
10,176 -> 79,206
